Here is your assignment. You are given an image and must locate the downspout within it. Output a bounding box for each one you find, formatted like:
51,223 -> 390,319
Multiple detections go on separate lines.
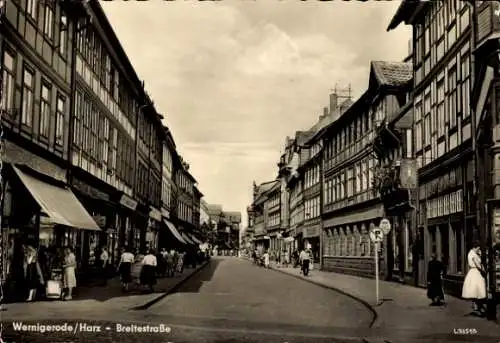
66,9 -> 79,187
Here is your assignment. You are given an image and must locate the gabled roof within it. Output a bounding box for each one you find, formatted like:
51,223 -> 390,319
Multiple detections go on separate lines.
387,0 -> 422,31
206,204 -> 223,216
224,211 -> 242,223
370,61 -> 412,89
255,180 -> 278,196
296,131 -> 315,147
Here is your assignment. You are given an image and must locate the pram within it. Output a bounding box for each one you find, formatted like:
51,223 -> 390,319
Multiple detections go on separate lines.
46,268 -> 63,300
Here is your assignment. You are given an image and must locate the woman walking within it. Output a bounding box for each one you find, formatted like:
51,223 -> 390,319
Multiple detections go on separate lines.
462,243 -> 487,316
117,247 -> 134,291
427,254 -> 445,306
140,250 -> 157,293
23,245 -> 44,302
62,247 -> 76,300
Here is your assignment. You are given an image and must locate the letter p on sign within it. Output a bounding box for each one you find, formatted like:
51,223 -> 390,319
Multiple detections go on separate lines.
370,228 -> 384,243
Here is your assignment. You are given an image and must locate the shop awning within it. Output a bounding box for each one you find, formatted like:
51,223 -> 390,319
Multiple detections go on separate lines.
181,232 -> 195,245
189,234 -> 202,244
13,166 -> 100,230
163,219 -> 187,244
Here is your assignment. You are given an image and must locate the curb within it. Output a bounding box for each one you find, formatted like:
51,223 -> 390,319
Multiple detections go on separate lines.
269,266 -> 378,328
131,260 -> 210,310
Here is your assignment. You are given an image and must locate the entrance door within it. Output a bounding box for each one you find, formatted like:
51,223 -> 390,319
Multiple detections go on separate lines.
417,227 -> 426,287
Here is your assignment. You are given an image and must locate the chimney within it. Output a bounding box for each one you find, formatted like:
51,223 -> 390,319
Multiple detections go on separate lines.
329,93 -> 338,114
252,181 -> 258,198
323,107 -> 329,117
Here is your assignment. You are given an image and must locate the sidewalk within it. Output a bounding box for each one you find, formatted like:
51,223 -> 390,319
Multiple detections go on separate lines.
1,261 -> 209,321
269,262 -> 500,342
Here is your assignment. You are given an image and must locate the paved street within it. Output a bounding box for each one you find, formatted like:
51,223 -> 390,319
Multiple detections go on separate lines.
2,257 -> 496,342
0,257 -> 373,343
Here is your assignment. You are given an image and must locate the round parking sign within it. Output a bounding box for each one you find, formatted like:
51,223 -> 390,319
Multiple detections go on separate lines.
379,218 -> 391,235
370,228 -> 384,243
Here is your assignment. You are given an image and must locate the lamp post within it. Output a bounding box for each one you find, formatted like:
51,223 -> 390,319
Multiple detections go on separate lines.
0,0 -> 5,313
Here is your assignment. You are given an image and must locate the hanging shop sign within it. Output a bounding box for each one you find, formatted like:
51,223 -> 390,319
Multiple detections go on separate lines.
72,178 -> 109,201
120,194 -> 138,211
303,225 -> 320,238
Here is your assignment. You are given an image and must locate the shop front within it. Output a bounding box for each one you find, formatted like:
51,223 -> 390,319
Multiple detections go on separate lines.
303,222 -> 321,264
418,162 -> 470,296
116,193 -> 139,253
70,175 -> 119,270
322,204 -> 383,278
146,206 -> 162,252
2,164 -> 100,297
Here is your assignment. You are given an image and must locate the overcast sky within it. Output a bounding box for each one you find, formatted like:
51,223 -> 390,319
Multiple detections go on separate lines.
101,1 -> 410,226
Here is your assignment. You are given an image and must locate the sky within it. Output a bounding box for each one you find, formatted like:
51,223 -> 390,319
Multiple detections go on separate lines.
100,1 -> 410,227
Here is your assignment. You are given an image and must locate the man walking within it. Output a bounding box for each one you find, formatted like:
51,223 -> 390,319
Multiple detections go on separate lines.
299,248 -> 311,276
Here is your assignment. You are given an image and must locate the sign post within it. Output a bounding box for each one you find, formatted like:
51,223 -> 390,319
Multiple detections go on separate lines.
370,227 -> 384,305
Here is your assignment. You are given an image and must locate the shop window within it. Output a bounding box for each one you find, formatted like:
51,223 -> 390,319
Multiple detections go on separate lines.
453,223 -> 464,274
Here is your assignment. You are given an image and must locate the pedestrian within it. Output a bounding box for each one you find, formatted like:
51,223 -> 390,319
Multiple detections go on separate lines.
117,247 -> 134,291
62,247 -> 77,301
140,249 -> 157,293
177,250 -> 185,274
284,250 -> 290,268
427,254 -> 445,306
293,250 -> 299,268
23,245 -> 44,302
462,243 -> 487,316
263,250 -> 270,269
99,246 -> 110,286
299,249 -> 311,276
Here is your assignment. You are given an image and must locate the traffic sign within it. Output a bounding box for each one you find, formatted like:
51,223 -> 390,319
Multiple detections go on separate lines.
370,228 -> 384,243
379,218 -> 391,235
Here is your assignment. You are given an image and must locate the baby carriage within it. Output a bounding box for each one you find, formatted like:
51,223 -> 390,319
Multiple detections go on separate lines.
46,268 -> 63,300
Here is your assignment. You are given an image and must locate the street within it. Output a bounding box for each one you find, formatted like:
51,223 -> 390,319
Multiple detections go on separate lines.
0,257 -> 373,343
1,257 -> 494,343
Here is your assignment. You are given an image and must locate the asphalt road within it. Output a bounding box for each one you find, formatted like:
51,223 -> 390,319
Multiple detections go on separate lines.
0,257 -> 373,342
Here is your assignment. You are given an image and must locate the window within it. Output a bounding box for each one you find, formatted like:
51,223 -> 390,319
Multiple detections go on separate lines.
355,164 -> 361,194
21,67 -> 35,127
423,94 -> 431,146
43,5 -> 54,39
26,0 -> 37,19
1,50 -> 15,113
406,129 -> 413,158
461,53 -> 470,118
437,79 -> 445,137
55,95 -> 65,145
448,65 -> 458,128
415,101 -> 423,151
40,83 -> 51,137
59,11 -> 68,56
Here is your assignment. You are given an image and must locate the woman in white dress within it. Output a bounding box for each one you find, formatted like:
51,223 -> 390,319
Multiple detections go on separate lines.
462,243 -> 487,315
62,247 -> 77,300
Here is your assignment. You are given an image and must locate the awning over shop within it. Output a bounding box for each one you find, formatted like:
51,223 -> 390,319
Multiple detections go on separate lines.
189,234 -> 202,244
163,219 -> 187,244
12,166 -> 100,230
181,232 -> 195,245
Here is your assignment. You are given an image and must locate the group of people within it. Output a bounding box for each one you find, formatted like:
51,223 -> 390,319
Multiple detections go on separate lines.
7,244 -> 77,302
426,242 -> 489,316
116,246 -> 206,293
251,247 -> 314,276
